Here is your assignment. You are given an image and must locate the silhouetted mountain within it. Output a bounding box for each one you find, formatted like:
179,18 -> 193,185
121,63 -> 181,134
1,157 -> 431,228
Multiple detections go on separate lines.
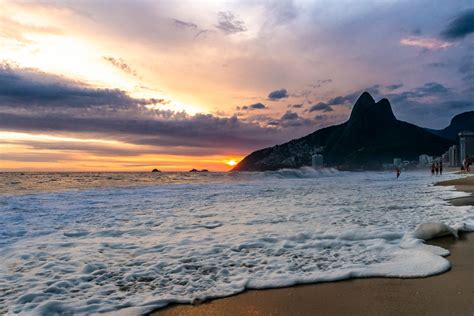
233,92 -> 454,171
427,111 -> 474,141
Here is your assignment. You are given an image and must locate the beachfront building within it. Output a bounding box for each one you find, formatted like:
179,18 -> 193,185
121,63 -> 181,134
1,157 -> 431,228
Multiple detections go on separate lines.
418,154 -> 433,165
312,154 -> 324,168
393,158 -> 402,167
448,145 -> 459,167
459,131 -> 474,165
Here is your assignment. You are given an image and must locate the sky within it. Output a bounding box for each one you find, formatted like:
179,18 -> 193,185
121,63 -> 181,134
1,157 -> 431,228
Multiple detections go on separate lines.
0,0 -> 473,171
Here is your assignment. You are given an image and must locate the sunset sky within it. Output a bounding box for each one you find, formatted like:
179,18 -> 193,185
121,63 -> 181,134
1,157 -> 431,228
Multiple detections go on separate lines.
0,0 -> 473,171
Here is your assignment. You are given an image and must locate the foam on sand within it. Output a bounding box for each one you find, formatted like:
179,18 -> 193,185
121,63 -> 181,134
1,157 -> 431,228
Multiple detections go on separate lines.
0,170 -> 473,314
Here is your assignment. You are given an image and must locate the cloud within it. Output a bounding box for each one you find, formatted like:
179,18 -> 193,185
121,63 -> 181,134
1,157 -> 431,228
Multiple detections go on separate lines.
103,56 -> 137,76
309,79 -> 332,89
288,103 -> 303,109
240,102 -> 267,110
249,102 -> 266,109
172,19 -> 197,29
427,62 -> 447,68
308,102 -> 333,112
400,36 -> 452,50
323,85 -> 381,107
268,88 -> 288,100
0,64 -> 160,110
280,111 -> 298,120
0,65 -> 317,153
385,83 -> 403,91
215,11 -> 247,34
440,9 -> 474,40
386,82 -> 450,104
458,55 -> 474,83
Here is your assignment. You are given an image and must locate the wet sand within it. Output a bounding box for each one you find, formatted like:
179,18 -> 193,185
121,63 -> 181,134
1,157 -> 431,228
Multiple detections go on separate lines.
152,176 -> 474,316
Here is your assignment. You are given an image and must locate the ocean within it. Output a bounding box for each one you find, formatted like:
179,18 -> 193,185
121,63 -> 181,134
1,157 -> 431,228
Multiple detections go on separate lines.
1,169 -> 473,314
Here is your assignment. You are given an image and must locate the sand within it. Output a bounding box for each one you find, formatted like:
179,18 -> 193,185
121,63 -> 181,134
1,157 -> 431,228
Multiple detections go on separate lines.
152,175 -> 474,316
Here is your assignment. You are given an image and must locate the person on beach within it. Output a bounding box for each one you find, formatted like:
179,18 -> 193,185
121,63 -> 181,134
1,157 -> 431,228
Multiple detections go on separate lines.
435,162 -> 439,175
431,163 -> 435,176
396,167 -> 401,179
464,156 -> 470,172
439,161 -> 443,175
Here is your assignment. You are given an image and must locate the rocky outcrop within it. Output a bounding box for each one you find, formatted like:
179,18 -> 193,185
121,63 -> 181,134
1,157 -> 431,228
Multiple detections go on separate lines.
233,92 -> 454,171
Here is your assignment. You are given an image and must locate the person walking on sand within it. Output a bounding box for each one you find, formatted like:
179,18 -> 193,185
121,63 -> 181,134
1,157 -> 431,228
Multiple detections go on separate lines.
435,162 -> 439,176
396,167 -> 401,179
464,155 -> 469,172
431,163 -> 435,176
439,161 -> 443,175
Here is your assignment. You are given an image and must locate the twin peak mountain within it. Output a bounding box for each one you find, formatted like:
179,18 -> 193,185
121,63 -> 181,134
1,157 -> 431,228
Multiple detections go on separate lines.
233,92 -> 472,171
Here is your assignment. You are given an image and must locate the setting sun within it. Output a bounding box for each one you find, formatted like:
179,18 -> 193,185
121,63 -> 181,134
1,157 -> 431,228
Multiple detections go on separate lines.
226,159 -> 238,167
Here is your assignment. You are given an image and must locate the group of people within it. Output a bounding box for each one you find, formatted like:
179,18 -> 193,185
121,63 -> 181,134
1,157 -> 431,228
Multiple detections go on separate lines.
463,155 -> 472,172
431,161 -> 443,176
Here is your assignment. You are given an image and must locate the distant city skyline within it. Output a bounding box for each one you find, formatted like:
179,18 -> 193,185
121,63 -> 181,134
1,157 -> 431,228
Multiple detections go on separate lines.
0,0 -> 473,171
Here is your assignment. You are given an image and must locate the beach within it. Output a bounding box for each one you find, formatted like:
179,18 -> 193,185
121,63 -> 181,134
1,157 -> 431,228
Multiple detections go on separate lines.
153,175 -> 474,316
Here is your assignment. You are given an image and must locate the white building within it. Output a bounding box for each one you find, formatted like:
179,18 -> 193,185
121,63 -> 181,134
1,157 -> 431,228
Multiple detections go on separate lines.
448,145 -> 458,167
312,154 -> 324,168
459,131 -> 474,165
393,158 -> 402,167
419,154 -> 433,165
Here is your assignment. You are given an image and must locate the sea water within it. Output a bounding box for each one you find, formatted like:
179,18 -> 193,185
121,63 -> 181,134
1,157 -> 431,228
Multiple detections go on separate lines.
0,169 -> 473,314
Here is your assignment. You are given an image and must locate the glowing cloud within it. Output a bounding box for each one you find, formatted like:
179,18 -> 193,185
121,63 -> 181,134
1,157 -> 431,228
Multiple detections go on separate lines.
400,36 -> 453,50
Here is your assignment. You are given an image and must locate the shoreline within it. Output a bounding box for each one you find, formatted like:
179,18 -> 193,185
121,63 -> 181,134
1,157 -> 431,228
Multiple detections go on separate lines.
152,175 -> 474,316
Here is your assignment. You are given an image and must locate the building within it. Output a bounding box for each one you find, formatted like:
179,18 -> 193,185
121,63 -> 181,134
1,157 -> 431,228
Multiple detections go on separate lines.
393,158 -> 402,167
448,145 -> 458,167
312,154 -> 324,168
459,131 -> 474,165
419,154 -> 433,165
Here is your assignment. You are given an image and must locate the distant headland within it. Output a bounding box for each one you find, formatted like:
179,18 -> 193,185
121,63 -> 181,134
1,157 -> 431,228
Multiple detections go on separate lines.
233,92 -> 474,171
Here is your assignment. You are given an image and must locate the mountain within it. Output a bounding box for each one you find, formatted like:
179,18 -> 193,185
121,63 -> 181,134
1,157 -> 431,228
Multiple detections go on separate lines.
233,92 -> 454,171
427,111 -> 474,141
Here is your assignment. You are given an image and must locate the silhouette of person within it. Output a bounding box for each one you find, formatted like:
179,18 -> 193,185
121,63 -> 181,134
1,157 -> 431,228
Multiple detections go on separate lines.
435,162 -> 439,175
431,163 -> 435,176
439,161 -> 443,175
396,167 -> 401,179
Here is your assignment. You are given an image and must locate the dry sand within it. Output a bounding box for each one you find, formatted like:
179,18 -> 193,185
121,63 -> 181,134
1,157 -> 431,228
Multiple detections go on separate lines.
152,176 -> 474,316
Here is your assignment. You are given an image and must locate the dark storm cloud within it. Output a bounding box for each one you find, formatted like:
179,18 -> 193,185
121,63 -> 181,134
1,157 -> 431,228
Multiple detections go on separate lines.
215,11 -> 247,34
308,102 -> 333,112
385,83 -> 403,91
103,56 -> 137,76
440,9 -> 474,40
0,64 -> 158,109
0,65 -> 299,152
268,88 -> 289,100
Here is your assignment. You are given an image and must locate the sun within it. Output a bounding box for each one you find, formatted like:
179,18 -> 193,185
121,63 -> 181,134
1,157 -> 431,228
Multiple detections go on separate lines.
226,159 -> 238,167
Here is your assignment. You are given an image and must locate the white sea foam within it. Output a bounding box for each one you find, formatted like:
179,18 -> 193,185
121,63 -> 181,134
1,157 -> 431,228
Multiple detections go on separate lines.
0,170 -> 473,314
